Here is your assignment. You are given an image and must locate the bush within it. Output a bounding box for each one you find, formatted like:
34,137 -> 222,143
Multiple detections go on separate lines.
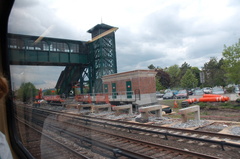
236,98 -> 240,103
225,86 -> 235,93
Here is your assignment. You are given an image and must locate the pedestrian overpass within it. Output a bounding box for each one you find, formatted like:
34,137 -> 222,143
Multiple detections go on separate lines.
7,23 -> 118,95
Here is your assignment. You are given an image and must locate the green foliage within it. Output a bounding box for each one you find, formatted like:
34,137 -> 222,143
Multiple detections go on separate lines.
236,98 -> 240,103
197,102 -> 210,109
166,64 -> 180,87
225,86 -> 235,93
202,57 -> 226,87
158,99 -> 185,107
179,62 -> 191,79
155,69 -> 170,89
219,101 -> 233,107
222,39 -> 240,84
191,67 -> 200,86
17,82 -> 38,103
197,101 -> 240,109
44,89 -> 57,95
180,69 -> 198,88
148,64 -> 156,69
156,77 -> 165,91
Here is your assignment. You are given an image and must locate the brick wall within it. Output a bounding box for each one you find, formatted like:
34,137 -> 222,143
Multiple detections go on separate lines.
102,70 -> 156,94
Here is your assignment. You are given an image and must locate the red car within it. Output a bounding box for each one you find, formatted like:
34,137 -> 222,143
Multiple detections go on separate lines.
176,89 -> 189,99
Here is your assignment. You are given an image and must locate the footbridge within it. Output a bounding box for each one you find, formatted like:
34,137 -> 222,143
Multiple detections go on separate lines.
8,23 -> 118,95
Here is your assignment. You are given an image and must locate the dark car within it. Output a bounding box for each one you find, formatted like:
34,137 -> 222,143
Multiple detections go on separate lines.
176,89 -> 188,99
163,91 -> 175,99
187,89 -> 193,95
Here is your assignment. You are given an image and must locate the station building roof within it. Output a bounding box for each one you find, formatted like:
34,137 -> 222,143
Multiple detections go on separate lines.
87,23 -> 115,33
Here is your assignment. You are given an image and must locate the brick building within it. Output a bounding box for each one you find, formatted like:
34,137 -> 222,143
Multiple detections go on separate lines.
102,70 -> 157,105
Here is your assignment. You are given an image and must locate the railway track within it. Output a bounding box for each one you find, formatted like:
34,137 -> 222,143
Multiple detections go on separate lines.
86,116 -> 240,149
16,117 -> 102,159
15,105 -> 240,158
49,123 -> 216,159
29,106 -> 240,148
26,111 -> 217,159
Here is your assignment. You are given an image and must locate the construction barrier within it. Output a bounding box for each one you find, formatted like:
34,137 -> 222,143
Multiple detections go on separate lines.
43,95 -> 65,102
75,94 -> 92,103
95,94 -> 109,104
182,94 -> 230,107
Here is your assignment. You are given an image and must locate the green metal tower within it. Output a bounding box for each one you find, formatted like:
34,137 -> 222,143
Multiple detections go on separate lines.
7,23 -> 118,95
87,23 -> 118,93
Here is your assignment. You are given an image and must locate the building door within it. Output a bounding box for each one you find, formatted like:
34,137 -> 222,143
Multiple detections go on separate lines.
112,83 -> 117,99
126,81 -> 132,98
104,84 -> 108,93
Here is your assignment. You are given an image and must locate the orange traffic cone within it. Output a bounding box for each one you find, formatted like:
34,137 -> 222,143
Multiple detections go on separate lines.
174,100 -> 178,108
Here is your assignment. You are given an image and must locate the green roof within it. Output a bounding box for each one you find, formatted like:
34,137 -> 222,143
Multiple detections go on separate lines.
87,23 -> 114,33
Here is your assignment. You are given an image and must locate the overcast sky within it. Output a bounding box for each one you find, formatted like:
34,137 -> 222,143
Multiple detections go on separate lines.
8,0 -> 240,89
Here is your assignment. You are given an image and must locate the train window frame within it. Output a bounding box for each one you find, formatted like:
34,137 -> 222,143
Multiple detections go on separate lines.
2,0 -> 240,158
1,0 -> 35,158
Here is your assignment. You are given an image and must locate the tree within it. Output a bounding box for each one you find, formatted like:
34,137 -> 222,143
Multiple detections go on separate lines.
44,89 -> 57,95
166,64 -> 180,87
148,64 -> 156,69
180,69 -> 198,89
191,67 -> 201,86
17,82 -> 38,103
156,77 -> 164,91
222,39 -> 240,84
202,57 -> 226,87
179,62 -> 191,79
155,69 -> 170,89
216,58 -> 226,86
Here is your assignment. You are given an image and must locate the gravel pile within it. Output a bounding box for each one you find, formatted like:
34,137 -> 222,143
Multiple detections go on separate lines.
41,105 -> 66,111
79,109 -> 92,113
172,120 -> 210,128
149,117 -> 181,125
230,127 -> 240,136
205,123 -> 228,130
88,111 -> 115,117
196,123 -> 228,132
105,114 -> 135,120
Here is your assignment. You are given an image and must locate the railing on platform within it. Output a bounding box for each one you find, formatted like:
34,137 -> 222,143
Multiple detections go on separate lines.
74,91 -> 136,104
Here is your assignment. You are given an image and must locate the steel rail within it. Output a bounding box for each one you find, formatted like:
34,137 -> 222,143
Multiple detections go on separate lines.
16,117 -> 90,159
51,124 -> 217,159
16,108 -> 217,159
19,106 -> 240,150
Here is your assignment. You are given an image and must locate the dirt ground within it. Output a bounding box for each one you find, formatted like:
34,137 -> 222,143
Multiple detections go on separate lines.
200,108 -> 240,121
159,99 -> 240,122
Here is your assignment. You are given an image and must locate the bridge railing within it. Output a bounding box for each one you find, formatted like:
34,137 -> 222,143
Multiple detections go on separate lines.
74,91 -> 136,104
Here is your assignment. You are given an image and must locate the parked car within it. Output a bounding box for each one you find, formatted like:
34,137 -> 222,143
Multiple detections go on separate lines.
156,91 -> 164,98
193,89 -> 204,96
163,91 -> 175,99
187,89 -> 193,95
203,87 -> 212,94
212,87 -> 224,94
176,89 -> 188,99
171,90 -> 179,95
164,89 -> 172,93
235,85 -> 240,94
